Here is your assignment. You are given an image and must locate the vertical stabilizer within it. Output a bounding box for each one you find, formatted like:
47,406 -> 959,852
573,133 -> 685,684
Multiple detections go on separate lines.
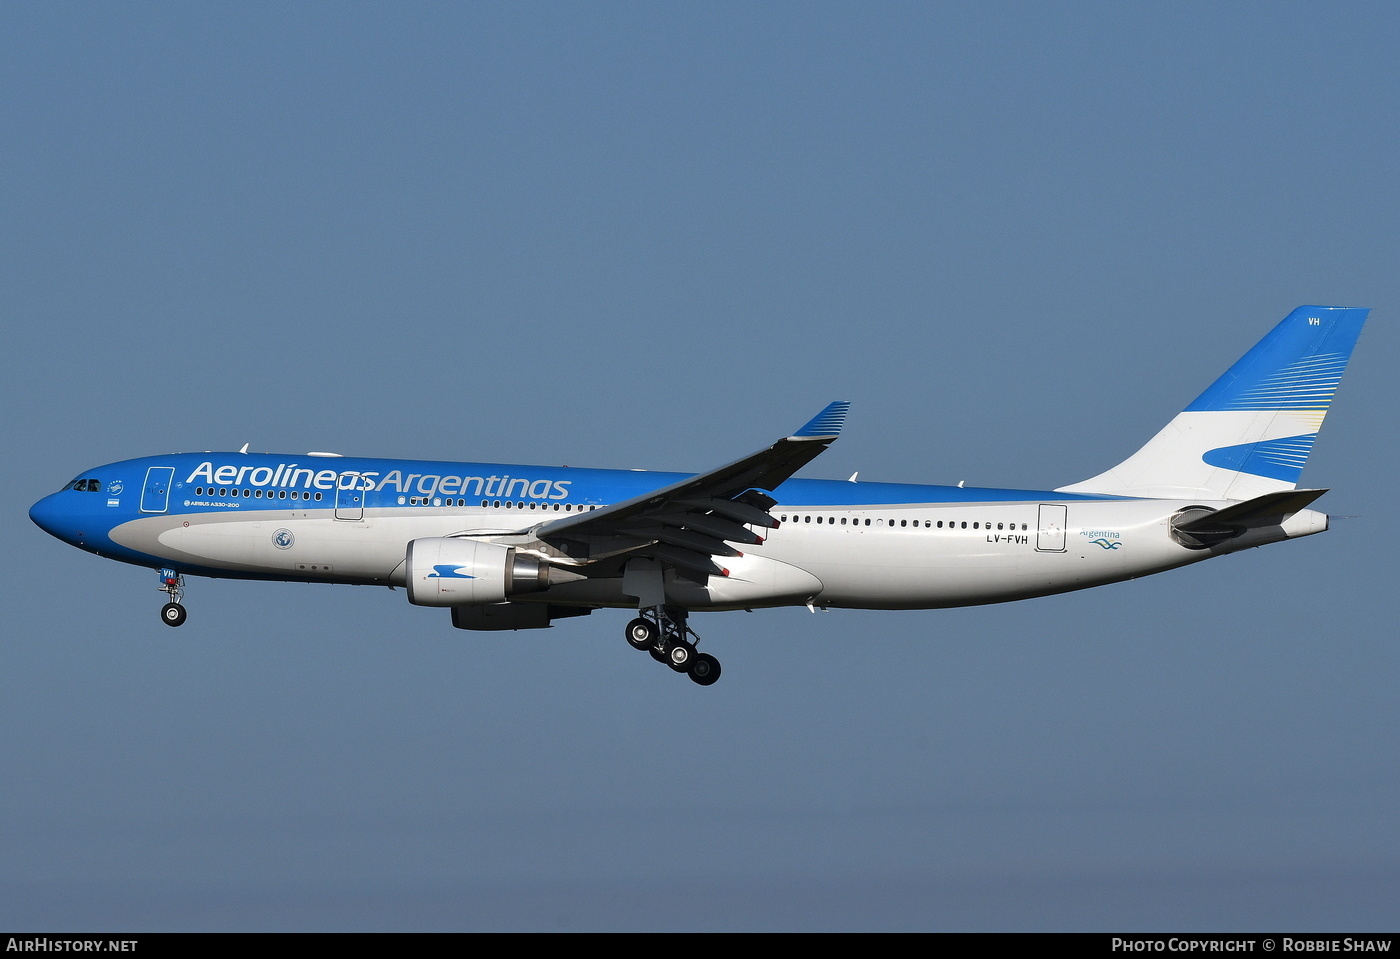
1057,306 -> 1368,501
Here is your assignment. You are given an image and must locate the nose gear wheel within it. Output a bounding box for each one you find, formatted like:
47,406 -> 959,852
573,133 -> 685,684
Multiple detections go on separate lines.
156,568 -> 187,627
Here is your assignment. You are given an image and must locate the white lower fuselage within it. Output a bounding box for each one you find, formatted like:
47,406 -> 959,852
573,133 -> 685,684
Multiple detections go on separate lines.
100,494 -> 1325,612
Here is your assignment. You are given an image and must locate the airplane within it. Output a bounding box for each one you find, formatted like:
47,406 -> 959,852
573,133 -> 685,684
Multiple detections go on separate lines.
29,305 -> 1368,686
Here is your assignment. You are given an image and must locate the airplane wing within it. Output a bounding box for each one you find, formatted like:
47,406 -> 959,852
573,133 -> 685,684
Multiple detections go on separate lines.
533,401 -> 851,578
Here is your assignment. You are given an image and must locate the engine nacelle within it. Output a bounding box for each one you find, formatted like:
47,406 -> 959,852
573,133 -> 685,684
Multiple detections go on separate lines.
406,537 -> 553,607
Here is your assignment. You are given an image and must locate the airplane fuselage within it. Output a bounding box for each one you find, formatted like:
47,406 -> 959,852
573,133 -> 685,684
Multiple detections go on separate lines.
30,450 -> 1326,613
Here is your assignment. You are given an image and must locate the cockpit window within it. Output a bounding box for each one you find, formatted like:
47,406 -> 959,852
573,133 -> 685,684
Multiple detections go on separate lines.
66,478 -> 101,491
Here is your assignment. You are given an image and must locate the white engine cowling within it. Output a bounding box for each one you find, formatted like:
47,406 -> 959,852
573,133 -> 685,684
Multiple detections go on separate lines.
406,537 -> 552,607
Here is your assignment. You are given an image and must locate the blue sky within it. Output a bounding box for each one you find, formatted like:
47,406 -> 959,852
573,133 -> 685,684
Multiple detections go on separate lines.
3,2 -> 1397,931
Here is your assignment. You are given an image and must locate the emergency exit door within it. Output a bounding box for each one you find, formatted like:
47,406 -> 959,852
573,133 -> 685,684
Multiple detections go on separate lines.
1036,504 -> 1067,552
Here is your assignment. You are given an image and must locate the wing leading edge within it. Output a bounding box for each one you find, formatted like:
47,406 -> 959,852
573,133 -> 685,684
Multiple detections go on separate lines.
534,401 -> 851,577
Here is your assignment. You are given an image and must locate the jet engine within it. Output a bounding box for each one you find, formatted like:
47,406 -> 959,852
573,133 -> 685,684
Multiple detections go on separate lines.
406,537 -> 579,606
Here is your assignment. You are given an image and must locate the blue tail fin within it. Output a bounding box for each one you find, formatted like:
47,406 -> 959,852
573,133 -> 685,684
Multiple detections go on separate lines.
1059,306 -> 1368,500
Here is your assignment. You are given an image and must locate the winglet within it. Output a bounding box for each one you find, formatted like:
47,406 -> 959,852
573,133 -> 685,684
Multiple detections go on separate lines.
791,401 -> 851,440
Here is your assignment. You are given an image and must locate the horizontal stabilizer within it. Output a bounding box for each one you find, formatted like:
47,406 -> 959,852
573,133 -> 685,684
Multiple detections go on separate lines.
1175,488 -> 1328,535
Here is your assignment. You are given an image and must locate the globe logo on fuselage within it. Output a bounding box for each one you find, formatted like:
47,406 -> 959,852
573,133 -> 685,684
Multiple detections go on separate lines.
273,529 -> 294,550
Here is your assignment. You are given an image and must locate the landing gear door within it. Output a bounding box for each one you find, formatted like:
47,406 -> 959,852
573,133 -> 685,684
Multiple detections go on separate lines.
140,467 -> 175,513
1036,504 -> 1067,552
335,473 -> 364,521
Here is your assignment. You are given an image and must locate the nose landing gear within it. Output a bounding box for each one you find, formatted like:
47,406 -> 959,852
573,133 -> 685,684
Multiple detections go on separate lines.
623,607 -> 721,686
157,568 -> 187,627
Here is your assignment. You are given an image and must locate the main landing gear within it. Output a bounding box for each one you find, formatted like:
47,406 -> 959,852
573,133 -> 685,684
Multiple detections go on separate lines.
625,607 -> 721,686
157,568 -> 187,627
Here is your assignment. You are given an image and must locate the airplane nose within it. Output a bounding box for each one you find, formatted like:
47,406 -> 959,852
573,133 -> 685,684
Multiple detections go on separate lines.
29,492 -> 68,539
